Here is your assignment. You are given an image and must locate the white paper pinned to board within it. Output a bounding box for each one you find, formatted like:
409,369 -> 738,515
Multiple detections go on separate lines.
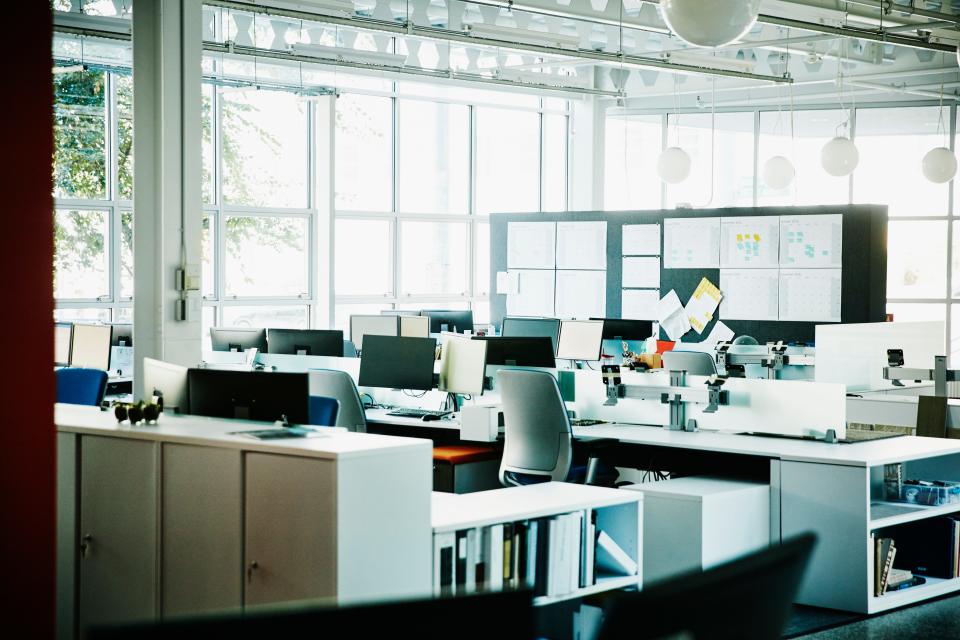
556,221 -> 607,270
622,224 -> 661,256
506,269 -> 555,316
779,268 -> 842,322
496,271 -> 519,295
622,289 -> 659,320
622,257 -> 660,289
508,221 -> 556,269
656,290 -> 691,341
720,269 -> 779,321
555,270 -> 607,319
663,217 -> 721,269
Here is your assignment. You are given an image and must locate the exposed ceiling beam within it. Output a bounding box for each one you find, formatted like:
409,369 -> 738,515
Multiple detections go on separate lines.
206,0 -> 792,83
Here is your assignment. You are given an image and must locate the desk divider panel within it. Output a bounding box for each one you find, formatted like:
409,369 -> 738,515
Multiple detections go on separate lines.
490,205 -> 887,345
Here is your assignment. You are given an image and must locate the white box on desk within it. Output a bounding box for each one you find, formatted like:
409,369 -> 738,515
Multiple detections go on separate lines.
460,405 -> 501,442
623,477 -> 769,585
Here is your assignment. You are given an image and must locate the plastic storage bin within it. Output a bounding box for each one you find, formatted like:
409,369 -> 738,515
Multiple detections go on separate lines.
884,480 -> 960,506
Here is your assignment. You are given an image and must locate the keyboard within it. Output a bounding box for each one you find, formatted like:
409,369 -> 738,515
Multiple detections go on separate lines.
842,429 -> 905,443
570,419 -> 607,427
385,408 -> 452,419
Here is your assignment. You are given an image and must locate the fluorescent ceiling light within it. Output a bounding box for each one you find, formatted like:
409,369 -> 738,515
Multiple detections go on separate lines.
498,69 -> 592,90
465,23 -> 581,51
290,42 -> 407,66
660,51 -> 756,72
264,0 -> 356,19
53,12 -> 132,36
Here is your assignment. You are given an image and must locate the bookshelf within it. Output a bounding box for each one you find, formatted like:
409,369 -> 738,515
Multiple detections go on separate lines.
781,447 -> 960,614
430,483 -> 642,606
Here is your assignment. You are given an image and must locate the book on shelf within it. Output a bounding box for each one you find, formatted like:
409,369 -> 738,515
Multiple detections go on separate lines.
596,529 -> 638,577
890,517 -> 958,580
434,531 -> 456,597
880,542 -> 897,595
432,507 -> 634,598
886,575 -> 926,592
886,568 -> 914,590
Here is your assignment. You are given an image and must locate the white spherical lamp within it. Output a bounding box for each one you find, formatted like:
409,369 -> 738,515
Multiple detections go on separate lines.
660,0 -> 761,48
921,146 -> 957,183
820,136 -> 859,177
762,155 -> 795,190
657,146 -> 692,184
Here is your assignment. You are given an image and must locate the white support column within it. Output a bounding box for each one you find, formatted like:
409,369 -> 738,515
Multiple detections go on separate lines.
314,95 -> 336,329
132,0 -> 203,388
569,95 -> 605,211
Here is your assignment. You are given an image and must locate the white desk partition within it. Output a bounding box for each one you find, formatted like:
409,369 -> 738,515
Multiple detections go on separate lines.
568,369 -> 845,439
815,321 -> 944,392
690,378 -> 846,439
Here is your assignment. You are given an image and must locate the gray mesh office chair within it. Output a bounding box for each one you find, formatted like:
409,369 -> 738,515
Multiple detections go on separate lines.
309,369 -> 367,433
661,351 -> 718,376
497,368 -> 619,488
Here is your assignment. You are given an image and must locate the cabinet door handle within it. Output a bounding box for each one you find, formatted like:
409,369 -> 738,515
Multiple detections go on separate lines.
80,534 -> 93,558
247,561 -> 259,584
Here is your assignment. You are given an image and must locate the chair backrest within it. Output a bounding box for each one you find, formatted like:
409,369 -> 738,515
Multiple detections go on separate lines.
343,340 -> 358,358
308,396 -> 340,428
56,368 -> 108,406
662,350 -> 717,376
309,369 -> 367,432
597,532 -> 817,640
498,369 -> 573,486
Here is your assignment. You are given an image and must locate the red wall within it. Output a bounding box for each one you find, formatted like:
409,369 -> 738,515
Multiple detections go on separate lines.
0,4 -> 55,636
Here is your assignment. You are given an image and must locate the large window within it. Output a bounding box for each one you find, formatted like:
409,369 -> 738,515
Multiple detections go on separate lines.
203,87 -> 315,328
53,68 -> 132,321
604,103 -> 960,363
334,87 -> 569,330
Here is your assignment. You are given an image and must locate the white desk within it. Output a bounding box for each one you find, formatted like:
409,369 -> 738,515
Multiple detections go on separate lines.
56,404 -> 433,638
364,408 -> 461,432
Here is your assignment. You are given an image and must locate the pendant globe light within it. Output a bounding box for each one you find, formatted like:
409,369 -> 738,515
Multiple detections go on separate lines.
921,71 -> 957,184
763,57 -> 796,190
658,77 -> 691,184
660,0 -> 761,48
821,52 -> 859,177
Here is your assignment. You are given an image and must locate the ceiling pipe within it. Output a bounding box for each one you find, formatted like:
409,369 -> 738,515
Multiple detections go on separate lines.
205,0 -> 793,83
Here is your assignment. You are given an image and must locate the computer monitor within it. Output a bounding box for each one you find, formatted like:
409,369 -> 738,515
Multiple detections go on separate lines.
439,336 -> 488,395
210,328 -> 268,353
474,336 -> 556,368
421,309 -> 474,334
110,323 -> 133,347
590,318 -> 655,341
143,357 -> 188,413
400,315 -> 430,338
70,323 -> 113,370
187,369 -> 309,423
501,316 -> 562,354
54,322 -> 73,366
86,589 -> 534,640
349,314 -> 399,351
556,320 -> 605,361
358,335 -> 437,391
267,328 -> 344,357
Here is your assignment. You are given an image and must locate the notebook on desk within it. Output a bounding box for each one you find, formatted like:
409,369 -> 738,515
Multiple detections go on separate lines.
229,426 -> 328,440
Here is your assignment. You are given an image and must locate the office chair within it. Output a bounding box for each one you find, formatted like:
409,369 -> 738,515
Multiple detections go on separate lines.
308,396 -> 340,428
309,369 -> 367,432
343,340 -> 358,358
56,368 -> 109,406
498,369 -> 610,487
597,532 -> 817,640
661,350 -> 718,376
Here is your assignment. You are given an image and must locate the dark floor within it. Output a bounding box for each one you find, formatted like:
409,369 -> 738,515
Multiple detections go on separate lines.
790,593 -> 960,639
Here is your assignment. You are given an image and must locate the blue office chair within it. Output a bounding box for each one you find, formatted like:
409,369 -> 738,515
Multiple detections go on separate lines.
308,396 -> 340,427
498,369 -> 614,487
56,368 -> 108,406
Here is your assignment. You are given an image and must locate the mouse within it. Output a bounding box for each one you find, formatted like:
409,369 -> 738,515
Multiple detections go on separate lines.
421,414 -> 441,422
